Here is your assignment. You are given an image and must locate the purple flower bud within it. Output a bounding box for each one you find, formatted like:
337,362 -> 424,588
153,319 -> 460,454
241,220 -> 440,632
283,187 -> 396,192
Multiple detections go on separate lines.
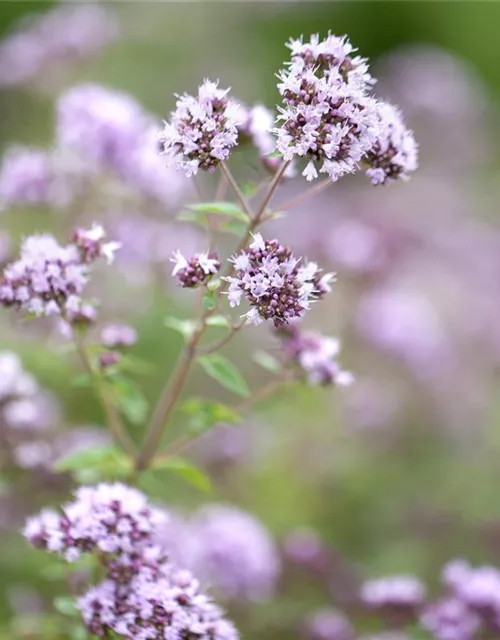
100,323 -> 137,349
171,250 -> 220,288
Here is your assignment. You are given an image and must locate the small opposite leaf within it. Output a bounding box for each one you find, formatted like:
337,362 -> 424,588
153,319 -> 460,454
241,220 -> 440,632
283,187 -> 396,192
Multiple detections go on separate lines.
182,397 -> 241,434
198,353 -> 250,397
205,315 -> 231,328
253,350 -> 281,374
152,457 -> 212,492
164,316 -> 198,341
202,290 -> 217,311
53,596 -> 78,618
111,377 -> 149,426
71,373 -> 93,388
53,444 -> 132,481
176,210 -> 208,229
220,219 -> 248,237
188,201 -> 249,221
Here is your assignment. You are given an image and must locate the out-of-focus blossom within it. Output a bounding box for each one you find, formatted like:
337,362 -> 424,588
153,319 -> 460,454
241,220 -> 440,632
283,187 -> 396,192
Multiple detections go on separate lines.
111,213 -> 200,280
374,45 -> 490,171
189,504 -> 280,602
284,528 -> 331,575
420,598 -> 481,640
225,233 -> 333,326
360,575 -> 426,610
277,324 -> 353,386
0,146 -> 74,211
171,250 -> 221,288
442,559 -> 500,616
158,504 -> 280,602
275,33 -> 380,182
57,84 -> 147,171
363,102 -> 418,185
0,4 -> 118,88
356,287 -> 451,378
161,79 -> 243,176
100,323 -> 137,349
304,608 -> 355,640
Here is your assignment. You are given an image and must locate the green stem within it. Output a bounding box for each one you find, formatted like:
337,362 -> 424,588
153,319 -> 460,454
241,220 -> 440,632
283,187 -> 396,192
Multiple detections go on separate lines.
135,162 -> 291,473
73,334 -> 135,456
134,312 -> 209,472
276,178 -> 331,212
152,375 -> 290,465
220,162 -> 253,217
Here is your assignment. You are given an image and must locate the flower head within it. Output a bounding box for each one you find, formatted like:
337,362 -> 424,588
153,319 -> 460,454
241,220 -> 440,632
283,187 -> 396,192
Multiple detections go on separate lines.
277,325 -> 353,386
79,565 -> 239,640
274,33 -> 380,182
171,250 -> 220,288
72,223 -> 120,265
24,482 -> 166,563
0,226 -> 117,318
25,483 -> 239,640
161,79 -> 243,176
363,102 -> 418,185
225,234 -> 331,327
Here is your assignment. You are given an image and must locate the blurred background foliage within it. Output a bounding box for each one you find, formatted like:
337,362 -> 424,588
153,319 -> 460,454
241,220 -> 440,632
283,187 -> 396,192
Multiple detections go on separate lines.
1,2 -> 500,639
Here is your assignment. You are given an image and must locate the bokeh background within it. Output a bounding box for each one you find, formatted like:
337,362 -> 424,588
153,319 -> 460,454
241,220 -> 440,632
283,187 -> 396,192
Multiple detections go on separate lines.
1,2 -> 500,639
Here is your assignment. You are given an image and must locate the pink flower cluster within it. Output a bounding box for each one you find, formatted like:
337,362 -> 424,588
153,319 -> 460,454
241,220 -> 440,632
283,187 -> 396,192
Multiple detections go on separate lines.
225,233 -> 334,326
161,79 -> 244,176
24,483 -> 239,640
274,33 -> 417,184
0,226 -> 119,318
277,324 -> 353,386
171,250 -> 221,288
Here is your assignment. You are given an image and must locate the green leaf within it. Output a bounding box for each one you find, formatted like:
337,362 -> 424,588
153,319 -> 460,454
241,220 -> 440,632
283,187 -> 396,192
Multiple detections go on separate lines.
53,596 -> 78,618
176,210 -> 208,228
182,397 -> 241,435
205,315 -> 231,328
253,350 -> 281,373
266,149 -> 283,158
111,377 -> 148,426
220,219 -> 248,237
70,626 -> 88,640
164,316 -> 198,341
242,181 -> 258,198
188,201 -> 249,221
198,353 -> 250,397
202,290 -> 218,311
71,373 -> 92,388
207,278 -> 222,292
53,445 -> 132,482
152,457 -> 212,492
